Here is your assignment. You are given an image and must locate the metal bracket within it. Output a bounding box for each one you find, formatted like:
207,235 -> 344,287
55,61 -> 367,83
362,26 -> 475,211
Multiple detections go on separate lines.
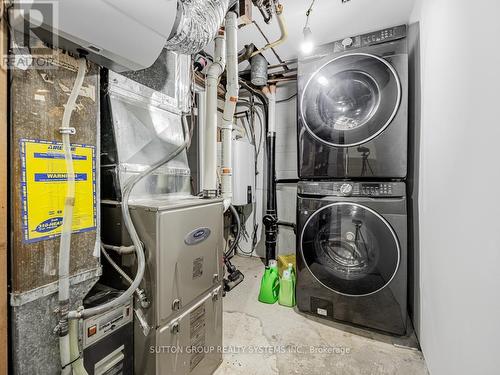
171,322 -> 180,335
172,299 -> 182,311
59,127 -> 76,135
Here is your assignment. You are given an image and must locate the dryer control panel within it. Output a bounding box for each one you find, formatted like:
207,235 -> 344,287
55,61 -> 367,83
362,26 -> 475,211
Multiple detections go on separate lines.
298,181 -> 406,198
361,25 -> 407,47
331,25 -> 407,53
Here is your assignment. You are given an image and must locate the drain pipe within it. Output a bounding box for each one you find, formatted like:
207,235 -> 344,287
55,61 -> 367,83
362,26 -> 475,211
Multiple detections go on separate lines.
203,30 -> 226,197
262,85 -> 277,265
221,11 -> 238,210
57,57 -> 87,375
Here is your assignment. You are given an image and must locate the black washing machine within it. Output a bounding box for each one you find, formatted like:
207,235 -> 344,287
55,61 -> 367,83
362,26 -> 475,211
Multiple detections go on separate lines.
296,181 -> 407,335
297,25 -> 408,180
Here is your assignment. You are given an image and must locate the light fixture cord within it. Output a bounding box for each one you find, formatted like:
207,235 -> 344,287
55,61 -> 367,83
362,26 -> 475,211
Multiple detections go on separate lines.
304,0 -> 316,29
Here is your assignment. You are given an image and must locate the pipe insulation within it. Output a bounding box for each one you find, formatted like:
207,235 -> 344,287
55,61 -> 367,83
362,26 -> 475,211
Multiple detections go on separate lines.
57,57 -> 87,375
203,31 -> 226,196
221,11 -> 239,209
165,0 -> 230,54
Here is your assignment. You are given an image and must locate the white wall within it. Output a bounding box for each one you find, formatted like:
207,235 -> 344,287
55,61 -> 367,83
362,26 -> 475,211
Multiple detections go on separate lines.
275,82 -> 298,256
412,0 -> 500,374
237,0 -> 416,65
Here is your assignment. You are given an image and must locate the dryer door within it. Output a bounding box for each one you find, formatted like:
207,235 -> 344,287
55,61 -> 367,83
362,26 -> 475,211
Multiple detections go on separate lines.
300,202 -> 400,296
300,53 -> 401,147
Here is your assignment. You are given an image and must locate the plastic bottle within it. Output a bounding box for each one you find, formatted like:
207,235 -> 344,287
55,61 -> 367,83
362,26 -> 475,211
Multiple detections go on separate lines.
258,260 -> 280,304
278,263 -> 296,307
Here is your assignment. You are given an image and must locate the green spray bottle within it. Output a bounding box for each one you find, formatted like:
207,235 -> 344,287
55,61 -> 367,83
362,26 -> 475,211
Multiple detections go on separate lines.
258,260 -> 280,304
278,263 -> 296,307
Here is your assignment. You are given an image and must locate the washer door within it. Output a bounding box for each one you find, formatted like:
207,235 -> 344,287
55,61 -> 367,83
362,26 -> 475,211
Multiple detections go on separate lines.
300,202 -> 400,296
300,53 -> 401,147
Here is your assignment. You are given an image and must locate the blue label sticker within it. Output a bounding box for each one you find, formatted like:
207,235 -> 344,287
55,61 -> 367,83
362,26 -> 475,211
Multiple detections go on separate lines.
34,173 -> 87,182
34,217 -> 63,233
34,152 -> 88,160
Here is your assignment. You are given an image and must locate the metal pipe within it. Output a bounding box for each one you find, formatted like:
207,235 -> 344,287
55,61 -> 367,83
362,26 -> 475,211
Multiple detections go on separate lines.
251,4 -> 288,58
251,21 -> 285,66
250,53 -> 268,86
268,77 -> 297,83
268,59 -> 298,69
221,11 -> 239,209
238,44 -> 255,64
203,31 -> 226,196
262,85 -> 278,265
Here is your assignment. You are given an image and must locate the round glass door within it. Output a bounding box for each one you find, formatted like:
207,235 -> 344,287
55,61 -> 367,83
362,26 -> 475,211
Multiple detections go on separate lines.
300,53 -> 401,147
300,202 -> 400,296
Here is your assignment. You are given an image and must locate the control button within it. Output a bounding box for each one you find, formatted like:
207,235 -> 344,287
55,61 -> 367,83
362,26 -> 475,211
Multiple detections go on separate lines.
339,183 -> 353,196
342,37 -> 353,47
88,325 -> 97,337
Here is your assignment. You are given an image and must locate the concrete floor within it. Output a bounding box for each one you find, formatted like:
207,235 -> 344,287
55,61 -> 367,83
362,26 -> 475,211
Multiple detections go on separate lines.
214,256 -> 428,375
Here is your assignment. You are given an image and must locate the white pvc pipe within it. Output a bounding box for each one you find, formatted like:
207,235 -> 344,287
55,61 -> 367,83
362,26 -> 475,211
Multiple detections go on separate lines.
221,11 -> 239,210
58,57 -> 87,375
203,31 -> 226,195
69,319 -> 89,375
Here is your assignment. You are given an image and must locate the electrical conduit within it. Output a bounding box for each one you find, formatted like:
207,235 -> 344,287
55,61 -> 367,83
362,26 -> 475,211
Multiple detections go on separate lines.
203,30 -> 226,197
57,57 -> 87,375
221,11 -> 239,210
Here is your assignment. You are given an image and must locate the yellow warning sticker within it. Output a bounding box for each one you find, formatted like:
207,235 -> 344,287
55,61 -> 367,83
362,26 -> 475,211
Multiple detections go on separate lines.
20,139 -> 97,243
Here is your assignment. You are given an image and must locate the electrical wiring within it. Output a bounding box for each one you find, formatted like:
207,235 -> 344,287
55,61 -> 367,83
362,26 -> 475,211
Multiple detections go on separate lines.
304,0 -> 316,29
276,93 -> 297,103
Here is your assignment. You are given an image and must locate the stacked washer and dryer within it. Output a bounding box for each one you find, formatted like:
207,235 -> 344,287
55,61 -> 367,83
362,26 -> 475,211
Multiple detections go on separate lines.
296,25 -> 409,335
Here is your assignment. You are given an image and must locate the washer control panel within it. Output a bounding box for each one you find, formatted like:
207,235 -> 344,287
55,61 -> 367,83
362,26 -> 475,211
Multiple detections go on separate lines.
330,25 -> 406,53
361,183 -> 393,196
298,181 -> 405,198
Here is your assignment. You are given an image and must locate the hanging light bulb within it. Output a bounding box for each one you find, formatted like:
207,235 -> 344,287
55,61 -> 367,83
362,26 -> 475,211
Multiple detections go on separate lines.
301,26 -> 314,54
300,0 -> 316,54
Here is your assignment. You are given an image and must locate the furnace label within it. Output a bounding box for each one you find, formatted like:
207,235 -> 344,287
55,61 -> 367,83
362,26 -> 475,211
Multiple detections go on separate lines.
20,139 -> 97,243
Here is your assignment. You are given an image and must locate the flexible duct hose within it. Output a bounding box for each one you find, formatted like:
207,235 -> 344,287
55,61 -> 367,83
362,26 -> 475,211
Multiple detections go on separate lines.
68,114 -> 191,320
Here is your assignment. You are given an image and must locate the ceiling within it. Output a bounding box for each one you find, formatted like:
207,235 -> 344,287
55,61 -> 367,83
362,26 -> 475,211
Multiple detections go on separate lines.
237,0 -> 416,65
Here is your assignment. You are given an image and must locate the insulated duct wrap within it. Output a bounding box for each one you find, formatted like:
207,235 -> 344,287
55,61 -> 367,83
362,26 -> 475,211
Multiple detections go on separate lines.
166,0 -> 230,54
101,50 -> 192,201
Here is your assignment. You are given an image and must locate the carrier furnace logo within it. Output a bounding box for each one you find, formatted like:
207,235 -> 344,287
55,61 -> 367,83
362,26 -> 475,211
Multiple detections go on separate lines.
6,1 -> 59,69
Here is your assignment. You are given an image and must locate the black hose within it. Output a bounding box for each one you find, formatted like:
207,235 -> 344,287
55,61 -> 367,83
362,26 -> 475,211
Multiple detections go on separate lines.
225,204 -> 241,258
